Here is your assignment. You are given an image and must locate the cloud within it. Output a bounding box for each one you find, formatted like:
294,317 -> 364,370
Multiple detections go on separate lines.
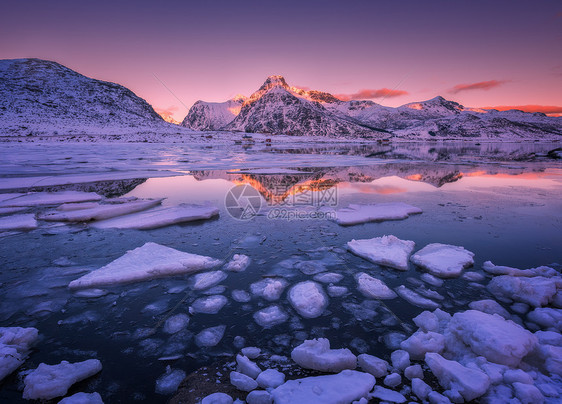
448,80 -> 507,94
485,104 -> 562,116
154,105 -> 180,123
336,88 -> 408,101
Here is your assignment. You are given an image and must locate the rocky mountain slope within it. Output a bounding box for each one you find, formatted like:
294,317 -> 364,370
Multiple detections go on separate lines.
181,95 -> 246,130
0,58 -> 180,137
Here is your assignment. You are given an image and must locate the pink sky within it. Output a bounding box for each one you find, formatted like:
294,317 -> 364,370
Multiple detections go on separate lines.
1,0 -> 561,120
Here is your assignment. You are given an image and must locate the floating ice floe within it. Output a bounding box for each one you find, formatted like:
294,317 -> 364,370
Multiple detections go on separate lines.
410,243 -> 474,278
256,368 -> 285,389
420,273 -> 444,287
22,359 -> 102,400
69,243 -> 221,289
291,338 -> 356,372
195,325 -> 226,347
482,260 -> 559,277
58,392 -> 103,404
271,370 -> 375,404
468,299 -> 510,319
250,278 -> 288,301
0,213 -> 38,230
313,272 -> 344,283
487,275 -> 560,307
347,235 -> 415,271
191,295 -> 228,314
39,198 -> 163,222
425,352 -> 490,401
0,191 -> 102,207
294,260 -> 328,275
446,310 -> 537,366
357,354 -> 389,378
155,366 -> 186,394
201,392 -> 233,404
224,254 -> 251,272
0,327 -> 39,381
400,330 -> 445,360
230,371 -> 258,392
396,285 -> 440,309
527,307 -> 562,331
370,386 -> 406,403
253,305 -> 289,328
355,272 -> 397,299
331,202 -> 422,226
288,281 -> 328,318
232,290 -> 251,303
163,314 -> 190,334
92,204 -> 219,229
236,354 -> 262,379
193,271 -> 227,290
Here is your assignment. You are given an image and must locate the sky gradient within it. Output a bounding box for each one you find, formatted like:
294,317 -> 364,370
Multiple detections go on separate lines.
1,0 -> 561,120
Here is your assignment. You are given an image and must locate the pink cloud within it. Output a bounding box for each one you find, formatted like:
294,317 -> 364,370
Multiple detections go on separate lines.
485,104 -> 562,116
336,88 -> 409,101
449,80 -> 507,94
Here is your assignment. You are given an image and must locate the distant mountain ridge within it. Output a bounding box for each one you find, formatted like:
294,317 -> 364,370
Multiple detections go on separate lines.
183,75 -> 562,139
0,58 -> 178,136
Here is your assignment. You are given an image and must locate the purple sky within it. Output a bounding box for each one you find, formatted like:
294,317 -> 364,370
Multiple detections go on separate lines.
1,0 -> 561,120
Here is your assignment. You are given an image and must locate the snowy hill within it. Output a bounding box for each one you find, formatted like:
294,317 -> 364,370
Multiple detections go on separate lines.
0,58 -> 181,137
181,95 -> 246,130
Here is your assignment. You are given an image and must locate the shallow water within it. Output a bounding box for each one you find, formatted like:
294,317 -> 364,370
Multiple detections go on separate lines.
0,141 -> 561,402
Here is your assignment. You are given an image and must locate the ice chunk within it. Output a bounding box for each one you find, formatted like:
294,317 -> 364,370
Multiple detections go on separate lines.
192,271 -> 227,290
413,311 -> 439,332
163,314 -> 190,334
446,310 -> 537,366
468,299 -> 510,319
224,254 -> 250,272
22,359 -> 102,400
327,285 -> 348,297
39,199 -> 163,222
250,278 -> 288,301
425,352 -> 490,401
513,382 -> 544,404
370,386 -> 406,403
191,295 -> 227,314
155,366 -> 186,394
271,370 -> 375,404
230,371 -> 258,391
232,290 -> 251,302
483,260 -> 546,277
236,354 -> 261,379
92,204 -> 219,229
347,235 -> 415,271
503,369 -> 533,385
313,272 -> 344,283
288,281 -> 328,318
291,338 -> 356,372
391,350 -> 410,371
0,191 -> 101,207
253,305 -> 289,328
412,378 -> 432,400
58,392 -> 103,404
69,242 -> 221,289
384,372 -> 402,387
487,275 -> 559,307
195,325 -> 226,347
0,327 -> 39,381
73,288 -> 108,298
246,390 -> 272,404
201,392 -> 233,404
420,273 -> 444,287
411,243 -> 474,278
295,260 -> 328,275
404,364 -> 423,380
0,213 -> 38,230
356,272 -> 397,299
333,202 -> 422,226
256,369 -> 285,389
527,307 -> 562,331
400,331 -> 445,360
358,354 -> 389,377
462,271 -> 485,282
396,285 -> 440,309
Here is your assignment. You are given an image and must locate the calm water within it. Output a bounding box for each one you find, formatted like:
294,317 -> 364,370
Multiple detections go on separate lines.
0,141 -> 561,402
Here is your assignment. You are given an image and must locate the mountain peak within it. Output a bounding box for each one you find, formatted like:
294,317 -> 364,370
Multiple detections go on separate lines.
264,75 -> 288,87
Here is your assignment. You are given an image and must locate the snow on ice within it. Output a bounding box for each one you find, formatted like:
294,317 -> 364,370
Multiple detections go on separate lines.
192,271 -> 227,290
195,325 -> 226,347
347,235 -> 415,271
410,243 -> 474,278
291,338 -> 357,372
250,278 -> 288,301
22,359 -> 102,400
0,213 -> 38,231
332,202 -> 422,226
253,305 -> 289,328
69,242 -> 221,289
0,191 -> 102,207
0,327 -> 39,381
355,272 -> 397,299
224,254 -> 251,272
396,285 -> 440,309
190,295 -> 228,314
155,366 -> 186,394
287,281 -> 328,318
92,204 -> 219,229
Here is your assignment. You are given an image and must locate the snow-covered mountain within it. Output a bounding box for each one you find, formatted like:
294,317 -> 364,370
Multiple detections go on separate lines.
0,58 -> 180,137
184,76 -> 562,140
181,95 -> 246,130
